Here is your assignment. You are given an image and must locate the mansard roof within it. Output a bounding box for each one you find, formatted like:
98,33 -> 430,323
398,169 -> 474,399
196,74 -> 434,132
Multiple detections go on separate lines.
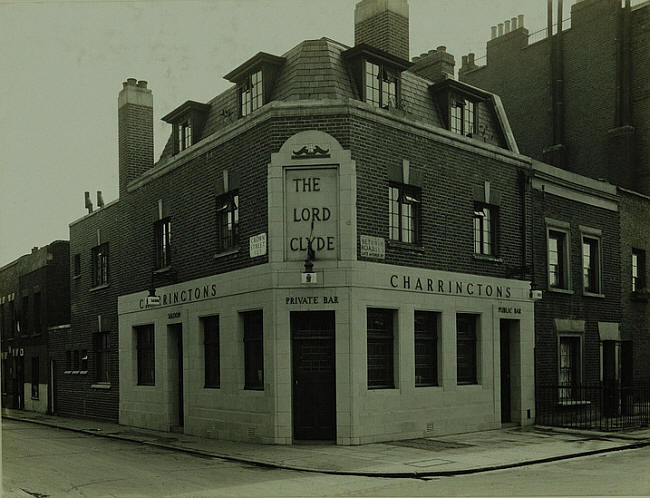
155,36 -> 515,165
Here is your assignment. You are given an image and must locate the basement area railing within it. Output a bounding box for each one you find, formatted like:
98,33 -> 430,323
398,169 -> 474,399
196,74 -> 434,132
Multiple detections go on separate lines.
536,384 -> 650,431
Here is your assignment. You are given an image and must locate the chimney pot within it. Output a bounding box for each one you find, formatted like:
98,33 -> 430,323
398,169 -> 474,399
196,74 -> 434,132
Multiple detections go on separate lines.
32,247 -> 38,254
518,14 -> 524,28
498,23 -> 504,36
97,190 -> 105,208
436,45 -> 446,52
420,52 -> 428,58
412,56 -> 420,62
505,20 -> 511,33
137,80 -> 147,88
491,26 -> 497,39
511,17 -> 518,29
127,78 -> 137,86
428,49 -> 437,55
468,52 -> 475,64
84,191 -> 93,213
462,55 -> 468,66
122,81 -> 128,89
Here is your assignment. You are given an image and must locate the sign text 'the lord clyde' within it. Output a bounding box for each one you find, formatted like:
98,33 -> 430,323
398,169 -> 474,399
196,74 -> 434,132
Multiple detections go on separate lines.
285,168 -> 337,261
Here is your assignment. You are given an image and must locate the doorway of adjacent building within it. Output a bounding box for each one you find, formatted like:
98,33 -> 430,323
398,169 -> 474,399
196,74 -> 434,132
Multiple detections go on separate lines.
500,320 -> 512,423
291,311 -> 336,441
48,359 -> 55,414
16,356 -> 25,409
168,324 -> 184,429
602,340 -> 618,417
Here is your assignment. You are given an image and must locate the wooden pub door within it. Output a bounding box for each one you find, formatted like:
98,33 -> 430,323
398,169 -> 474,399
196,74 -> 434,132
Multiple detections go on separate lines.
291,311 -> 336,441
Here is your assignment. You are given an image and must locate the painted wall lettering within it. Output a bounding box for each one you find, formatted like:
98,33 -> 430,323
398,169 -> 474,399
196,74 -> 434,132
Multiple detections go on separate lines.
390,274 -> 514,299
285,168 -> 337,261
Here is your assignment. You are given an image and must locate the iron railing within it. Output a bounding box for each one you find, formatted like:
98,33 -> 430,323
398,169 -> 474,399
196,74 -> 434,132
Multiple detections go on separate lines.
536,384 -> 650,431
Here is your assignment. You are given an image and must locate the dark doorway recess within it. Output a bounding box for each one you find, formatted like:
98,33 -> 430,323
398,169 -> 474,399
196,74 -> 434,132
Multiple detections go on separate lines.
291,311 -> 336,441
169,324 -> 184,428
500,321 -> 511,423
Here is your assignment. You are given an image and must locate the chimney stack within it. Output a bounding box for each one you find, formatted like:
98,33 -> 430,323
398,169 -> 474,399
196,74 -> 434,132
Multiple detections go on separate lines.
410,45 -> 455,83
97,191 -> 104,208
118,78 -> 153,198
354,0 -> 410,60
459,52 -> 478,77
84,192 -> 93,213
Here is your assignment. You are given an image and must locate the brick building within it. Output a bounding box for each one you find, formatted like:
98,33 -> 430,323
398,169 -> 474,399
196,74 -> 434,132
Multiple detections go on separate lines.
0,241 -> 70,413
459,0 -> 650,391
57,0 -> 632,443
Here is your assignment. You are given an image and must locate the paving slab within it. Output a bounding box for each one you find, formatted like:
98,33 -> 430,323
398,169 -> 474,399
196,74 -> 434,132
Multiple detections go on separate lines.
3,409 -> 649,477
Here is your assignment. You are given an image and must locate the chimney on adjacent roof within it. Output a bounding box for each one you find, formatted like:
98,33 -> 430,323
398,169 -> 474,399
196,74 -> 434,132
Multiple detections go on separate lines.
459,52 -> 478,77
410,45 -> 455,83
97,191 -> 104,208
84,191 -> 93,213
118,78 -> 153,198
354,0 -> 410,61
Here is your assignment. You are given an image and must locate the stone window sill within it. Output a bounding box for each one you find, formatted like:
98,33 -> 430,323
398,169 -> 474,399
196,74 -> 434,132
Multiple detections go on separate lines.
558,400 -> 591,407
153,266 -> 172,274
214,247 -> 240,259
90,283 -> 110,292
583,291 -> 605,299
91,383 -> 111,390
73,275 -> 81,280
547,287 -> 574,295
387,240 -> 424,253
473,254 -> 504,263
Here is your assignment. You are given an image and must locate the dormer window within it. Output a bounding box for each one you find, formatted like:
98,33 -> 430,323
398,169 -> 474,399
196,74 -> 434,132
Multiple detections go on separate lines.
429,79 -> 492,140
240,70 -> 263,117
450,99 -> 476,136
224,52 -> 286,119
162,100 -> 210,155
177,120 -> 192,151
365,61 -> 397,109
341,44 -> 411,112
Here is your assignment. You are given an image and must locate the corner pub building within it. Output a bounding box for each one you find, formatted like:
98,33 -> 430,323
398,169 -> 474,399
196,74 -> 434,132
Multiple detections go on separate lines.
62,0 -> 543,444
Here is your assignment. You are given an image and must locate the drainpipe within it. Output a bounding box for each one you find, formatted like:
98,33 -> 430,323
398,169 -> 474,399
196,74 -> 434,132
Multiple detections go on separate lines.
556,0 -> 565,161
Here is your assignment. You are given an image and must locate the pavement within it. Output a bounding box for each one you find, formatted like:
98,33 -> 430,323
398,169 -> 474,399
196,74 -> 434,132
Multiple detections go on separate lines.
3,408 -> 650,478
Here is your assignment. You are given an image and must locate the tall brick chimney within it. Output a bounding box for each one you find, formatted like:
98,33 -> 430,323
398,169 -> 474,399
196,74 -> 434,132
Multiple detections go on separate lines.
118,78 -> 153,197
354,0 -> 409,60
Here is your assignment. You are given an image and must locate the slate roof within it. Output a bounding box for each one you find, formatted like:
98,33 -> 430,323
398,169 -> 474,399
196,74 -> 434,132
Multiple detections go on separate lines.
155,36 -> 509,166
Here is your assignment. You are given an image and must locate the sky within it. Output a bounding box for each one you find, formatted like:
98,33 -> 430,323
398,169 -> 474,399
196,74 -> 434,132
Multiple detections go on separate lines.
0,0 -> 635,267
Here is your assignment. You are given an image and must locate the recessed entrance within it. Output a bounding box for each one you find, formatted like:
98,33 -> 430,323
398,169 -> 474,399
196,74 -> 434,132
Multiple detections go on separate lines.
291,311 -> 336,441
168,323 -> 184,429
500,320 -> 512,423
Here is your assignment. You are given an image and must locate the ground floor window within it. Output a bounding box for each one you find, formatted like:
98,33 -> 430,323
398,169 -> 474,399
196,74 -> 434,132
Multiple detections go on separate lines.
136,325 -> 155,386
415,311 -> 438,386
367,308 -> 395,389
559,336 -> 580,401
456,314 -> 478,384
242,310 -> 263,390
31,356 -> 39,399
203,316 -> 220,388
